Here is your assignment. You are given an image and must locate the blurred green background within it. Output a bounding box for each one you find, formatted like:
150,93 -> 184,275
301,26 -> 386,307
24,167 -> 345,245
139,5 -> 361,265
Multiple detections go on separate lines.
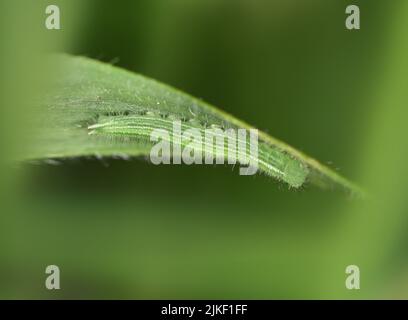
1,0 -> 407,299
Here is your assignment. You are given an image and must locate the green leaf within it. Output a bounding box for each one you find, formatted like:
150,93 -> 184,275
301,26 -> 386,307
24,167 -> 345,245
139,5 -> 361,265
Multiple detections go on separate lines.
26,54 -> 363,194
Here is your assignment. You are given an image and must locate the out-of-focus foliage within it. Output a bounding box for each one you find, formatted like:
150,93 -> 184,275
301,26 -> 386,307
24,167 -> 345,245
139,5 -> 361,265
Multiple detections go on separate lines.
1,0 -> 407,299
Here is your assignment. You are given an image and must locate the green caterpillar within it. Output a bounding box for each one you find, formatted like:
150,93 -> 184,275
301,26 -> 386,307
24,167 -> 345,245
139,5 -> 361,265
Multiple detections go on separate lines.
88,112 -> 309,188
